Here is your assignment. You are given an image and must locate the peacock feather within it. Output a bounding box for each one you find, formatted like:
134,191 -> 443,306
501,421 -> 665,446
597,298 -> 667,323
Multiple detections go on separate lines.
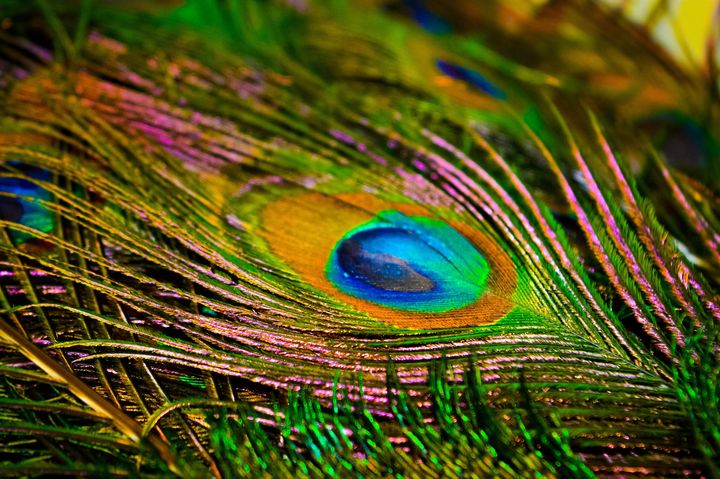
0,0 -> 718,477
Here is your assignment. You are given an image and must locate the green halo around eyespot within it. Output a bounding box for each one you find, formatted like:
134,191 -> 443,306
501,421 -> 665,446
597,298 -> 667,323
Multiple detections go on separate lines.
326,210 -> 490,313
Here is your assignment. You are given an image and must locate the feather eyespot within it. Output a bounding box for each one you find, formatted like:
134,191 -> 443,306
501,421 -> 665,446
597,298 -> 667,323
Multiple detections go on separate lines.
0,162 -> 54,245
435,59 -> 507,100
260,192 -> 518,329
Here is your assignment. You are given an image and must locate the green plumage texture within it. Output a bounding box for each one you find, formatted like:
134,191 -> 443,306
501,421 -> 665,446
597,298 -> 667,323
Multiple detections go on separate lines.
0,1 -> 718,477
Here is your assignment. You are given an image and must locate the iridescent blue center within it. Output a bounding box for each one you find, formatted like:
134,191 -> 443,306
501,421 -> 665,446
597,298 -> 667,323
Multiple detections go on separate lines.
326,211 -> 489,313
